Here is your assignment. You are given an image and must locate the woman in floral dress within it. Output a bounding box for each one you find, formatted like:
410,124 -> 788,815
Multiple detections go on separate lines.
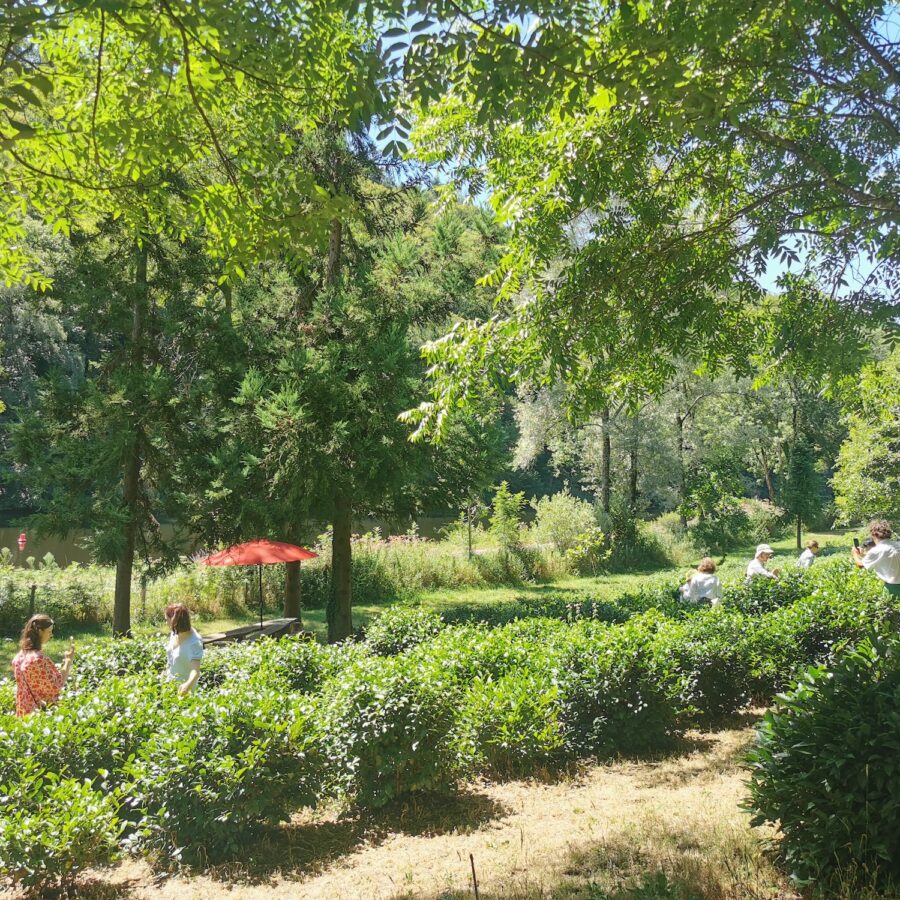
11,614 -> 75,716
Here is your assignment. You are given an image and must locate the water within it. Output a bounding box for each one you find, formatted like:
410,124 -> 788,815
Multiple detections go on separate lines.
0,517 -> 455,568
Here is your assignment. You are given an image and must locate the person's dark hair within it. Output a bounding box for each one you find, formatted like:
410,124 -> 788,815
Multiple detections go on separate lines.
164,604 -> 191,634
697,557 -> 717,574
869,520 -> 893,541
19,614 -> 53,652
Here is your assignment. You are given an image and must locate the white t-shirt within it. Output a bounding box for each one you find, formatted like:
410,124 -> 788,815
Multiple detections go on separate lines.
166,629 -> 204,686
861,540 -> 900,585
746,557 -> 776,582
797,548 -> 816,569
681,572 -> 723,605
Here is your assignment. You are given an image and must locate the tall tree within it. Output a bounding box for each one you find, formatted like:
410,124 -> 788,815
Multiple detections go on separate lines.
396,0 -> 897,438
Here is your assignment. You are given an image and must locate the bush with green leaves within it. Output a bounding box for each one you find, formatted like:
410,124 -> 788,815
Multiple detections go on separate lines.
72,636 -> 165,688
747,637 -> 900,889
530,490 -> 598,554
364,605 -> 446,655
316,653 -> 457,807
722,568 -> 810,616
553,616 -> 679,756
654,609 -> 754,719
453,670 -> 564,775
0,761 -> 121,890
121,685 -> 320,865
199,634 -> 326,693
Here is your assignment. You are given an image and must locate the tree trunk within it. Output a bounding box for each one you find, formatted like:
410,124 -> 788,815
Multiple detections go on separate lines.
467,504 -> 473,559
628,440 -> 638,512
113,241 -> 148,637
600,406 -> 611,514
326,218 -> 342,288
328,493 -> 353,642
676,413 -> 687,527
796,515 -> 802,551
283,561 -> 302,622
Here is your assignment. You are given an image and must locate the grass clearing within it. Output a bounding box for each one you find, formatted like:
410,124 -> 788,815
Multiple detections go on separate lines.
63,715 -> 804,899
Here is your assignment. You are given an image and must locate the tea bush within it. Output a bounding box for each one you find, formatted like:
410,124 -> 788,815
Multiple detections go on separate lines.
453,671 -> 564,775
363,605 -> 446,655
121,685 -> 320,864
747,638 -> 900,889
0,761 -> 121,889
553,616 -> 679,756
317,653 -> 457,807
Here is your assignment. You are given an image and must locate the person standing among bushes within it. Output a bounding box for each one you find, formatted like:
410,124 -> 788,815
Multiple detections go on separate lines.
680,557 -> 723,605
11,614 -> 75,716
746,544 -> 779,582
796,539 -> 819,569
852,520 -> 900,597
163,604 -> 203,696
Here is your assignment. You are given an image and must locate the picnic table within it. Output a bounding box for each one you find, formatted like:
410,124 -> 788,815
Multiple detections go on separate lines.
201,617 -> 305,646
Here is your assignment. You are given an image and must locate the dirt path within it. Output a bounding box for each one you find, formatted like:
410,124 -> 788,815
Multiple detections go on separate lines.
71,715 -> 796,899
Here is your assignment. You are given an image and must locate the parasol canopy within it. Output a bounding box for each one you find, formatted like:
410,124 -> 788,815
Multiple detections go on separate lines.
200,540 -> 317,630
201,540 -> 317,567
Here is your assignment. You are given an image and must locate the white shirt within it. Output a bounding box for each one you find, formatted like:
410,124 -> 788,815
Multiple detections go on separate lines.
861,540 -> 900,585
797,548 -> 816,569
166,628 -> 204,686
681,572 -> 723,605
746,557 -> 776,582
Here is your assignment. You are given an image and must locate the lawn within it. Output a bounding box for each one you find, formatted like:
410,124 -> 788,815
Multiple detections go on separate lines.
0,528 -> 854,675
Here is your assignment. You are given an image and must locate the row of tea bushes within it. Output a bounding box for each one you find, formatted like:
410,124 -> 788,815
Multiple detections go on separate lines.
1,560 -> 895,892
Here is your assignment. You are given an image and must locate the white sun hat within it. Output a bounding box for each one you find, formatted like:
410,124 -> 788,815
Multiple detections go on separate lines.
755,543 -> 775,556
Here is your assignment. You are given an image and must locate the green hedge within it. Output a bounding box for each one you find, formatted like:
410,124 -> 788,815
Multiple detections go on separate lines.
0,559 -> 897,892
747,637 -> 900,889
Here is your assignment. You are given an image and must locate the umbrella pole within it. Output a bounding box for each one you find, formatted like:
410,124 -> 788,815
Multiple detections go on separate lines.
258,563 -> 263,631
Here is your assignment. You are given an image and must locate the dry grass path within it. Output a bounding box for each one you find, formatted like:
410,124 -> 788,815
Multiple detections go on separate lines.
68,714 -> 807,900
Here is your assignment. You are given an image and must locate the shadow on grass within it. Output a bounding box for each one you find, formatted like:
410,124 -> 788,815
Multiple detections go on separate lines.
144,789 -> 508,889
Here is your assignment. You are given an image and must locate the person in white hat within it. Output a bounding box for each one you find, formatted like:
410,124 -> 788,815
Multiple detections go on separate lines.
746,543 -> 780,583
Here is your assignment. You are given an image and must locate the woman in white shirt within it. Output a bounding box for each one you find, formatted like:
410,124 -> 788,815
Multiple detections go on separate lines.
681,557 -> 723,606
852,520 -> 900,597
163,604 -> 203,696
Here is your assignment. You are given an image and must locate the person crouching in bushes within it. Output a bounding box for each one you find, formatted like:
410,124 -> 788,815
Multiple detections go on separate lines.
746,543 -> 779,583
680,557 -> 723,606
163,604 -> 203,696
11,614 -> 75,716
852,520 -> 900,597
796,539 -> 820,569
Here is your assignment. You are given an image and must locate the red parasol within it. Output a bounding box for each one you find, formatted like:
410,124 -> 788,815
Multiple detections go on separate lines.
201,540 -> 317,630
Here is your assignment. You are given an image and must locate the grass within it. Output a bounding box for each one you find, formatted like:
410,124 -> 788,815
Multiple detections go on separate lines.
0,528 -> 855,675
64,716 -> 814,899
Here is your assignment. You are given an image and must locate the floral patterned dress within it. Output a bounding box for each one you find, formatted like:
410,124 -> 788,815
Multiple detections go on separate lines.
11,650 -> 63,717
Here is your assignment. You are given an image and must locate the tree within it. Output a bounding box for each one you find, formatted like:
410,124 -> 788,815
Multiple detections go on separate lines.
1,2 -> 396,287
396,0 -> 896,438
782,437 -> 825,549
9,222 -> 224,633
833,348 -> 900,524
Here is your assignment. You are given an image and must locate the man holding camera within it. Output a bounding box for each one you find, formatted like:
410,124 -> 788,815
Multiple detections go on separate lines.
852,520 -> 900,596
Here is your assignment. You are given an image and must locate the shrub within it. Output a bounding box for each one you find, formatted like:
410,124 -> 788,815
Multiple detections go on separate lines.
554,616 -> 680,756
655,609 -> 753,719
530,491 -> 598,554
317,654 -> 457,807
0,761 -> 121,890
722,569 -> 810,616
489,482 -> 526,555
200,635 -> 325,693
120,685 -> 320,865
453,671 -> 564,775
73,637 -> 165,688
743,499 -> 788,543
747,637 -> 900,889
364,605 -> 446,655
